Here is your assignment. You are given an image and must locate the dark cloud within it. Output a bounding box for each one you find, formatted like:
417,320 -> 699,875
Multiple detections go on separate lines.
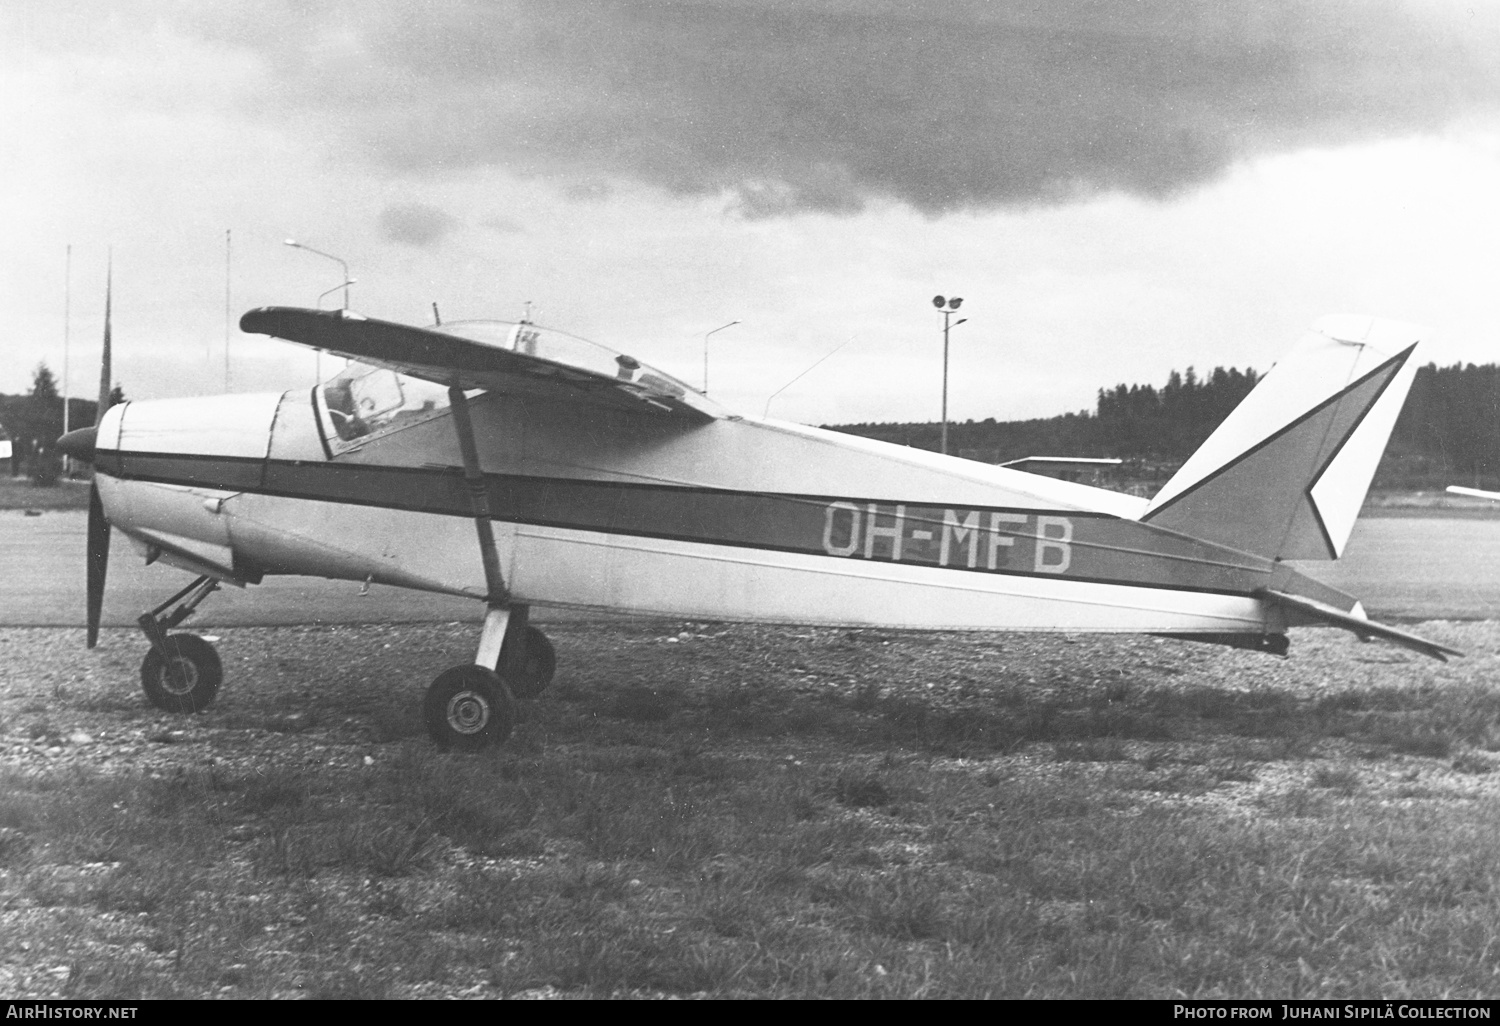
189,0 -> 1500,215
378,201 -> 456,246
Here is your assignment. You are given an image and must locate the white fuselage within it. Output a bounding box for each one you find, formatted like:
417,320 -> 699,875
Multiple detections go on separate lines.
93,384 -> 1290,635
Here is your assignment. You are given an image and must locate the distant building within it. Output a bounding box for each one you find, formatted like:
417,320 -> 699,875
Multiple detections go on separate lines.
957,452 -> 1180,498
997,456 -> 1123,489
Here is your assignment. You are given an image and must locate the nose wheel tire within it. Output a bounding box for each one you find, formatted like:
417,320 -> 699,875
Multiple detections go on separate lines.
424,665 -> 516,751
140,634 -> 222,713
496,625 -> 556,701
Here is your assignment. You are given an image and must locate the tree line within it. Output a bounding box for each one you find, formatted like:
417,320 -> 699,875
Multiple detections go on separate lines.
6,355 -> 1496,492
831,362 -> 1500,491
0,363 -> 124,483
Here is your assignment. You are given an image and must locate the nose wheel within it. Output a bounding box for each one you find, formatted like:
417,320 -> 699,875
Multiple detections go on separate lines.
423,665 -> 517,751
136,575 -> 225,714
141,634 -> 222,713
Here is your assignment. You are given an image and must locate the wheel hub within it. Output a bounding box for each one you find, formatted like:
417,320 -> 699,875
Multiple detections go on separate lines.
160,659 -> 199,695
446,690 -> 491,734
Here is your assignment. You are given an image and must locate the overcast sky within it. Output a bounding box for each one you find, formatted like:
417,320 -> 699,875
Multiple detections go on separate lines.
5,0 -> 1500,426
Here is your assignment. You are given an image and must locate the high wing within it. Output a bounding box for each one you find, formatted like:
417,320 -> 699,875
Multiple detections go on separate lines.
239,306 -> 725,423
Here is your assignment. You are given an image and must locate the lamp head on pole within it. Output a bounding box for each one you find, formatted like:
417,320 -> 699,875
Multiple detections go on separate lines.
283,239 -> 352,309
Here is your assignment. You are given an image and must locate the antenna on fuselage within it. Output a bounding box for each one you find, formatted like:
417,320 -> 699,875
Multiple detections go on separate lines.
432,302 -> 442,326
224,229 -> 232,392
764,334 -> 859,417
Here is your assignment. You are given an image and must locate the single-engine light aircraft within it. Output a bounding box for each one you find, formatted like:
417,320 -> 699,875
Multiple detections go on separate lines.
57,306 -> 1459,749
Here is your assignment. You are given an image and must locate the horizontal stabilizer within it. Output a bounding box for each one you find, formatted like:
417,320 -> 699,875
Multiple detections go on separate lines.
1260,588 -> 1461,662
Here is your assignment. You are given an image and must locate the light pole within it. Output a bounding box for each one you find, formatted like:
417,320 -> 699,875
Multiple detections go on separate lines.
284,239 -> 353,310
702,319 -> 741,395
61,244 -> 71,476
932,295 -> 967,455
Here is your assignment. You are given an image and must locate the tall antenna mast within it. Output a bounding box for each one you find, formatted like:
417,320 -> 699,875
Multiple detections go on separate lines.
62,244 -> 72,438
224,229 -> 232,392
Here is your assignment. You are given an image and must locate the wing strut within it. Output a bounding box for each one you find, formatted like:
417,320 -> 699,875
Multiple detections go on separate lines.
446,385 -> 529,674
448,384 -> 507,607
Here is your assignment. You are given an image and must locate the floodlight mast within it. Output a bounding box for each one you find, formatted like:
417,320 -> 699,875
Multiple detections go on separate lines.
931,295 -> 967,455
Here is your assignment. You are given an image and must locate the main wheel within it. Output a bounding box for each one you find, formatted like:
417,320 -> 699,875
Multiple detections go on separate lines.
424,665 -> 516,751
495,625 -> 556,701
140,634 -> 223,713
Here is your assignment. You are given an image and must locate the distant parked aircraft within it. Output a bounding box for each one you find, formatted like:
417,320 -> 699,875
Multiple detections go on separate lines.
1447,486 -> 1500,501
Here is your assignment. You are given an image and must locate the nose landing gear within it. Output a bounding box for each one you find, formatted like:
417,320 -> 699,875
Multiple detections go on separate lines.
137,575 -> 223,713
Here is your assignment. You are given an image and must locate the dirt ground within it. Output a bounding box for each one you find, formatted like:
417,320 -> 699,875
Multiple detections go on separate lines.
1,617 -> 1496,997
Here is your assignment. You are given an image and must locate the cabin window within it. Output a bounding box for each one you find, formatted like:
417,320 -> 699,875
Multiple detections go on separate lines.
316,364 -> 457,453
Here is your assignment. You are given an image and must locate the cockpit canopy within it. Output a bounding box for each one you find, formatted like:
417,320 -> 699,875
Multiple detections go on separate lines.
432,320 -> 695,400
312,319 -> 703,452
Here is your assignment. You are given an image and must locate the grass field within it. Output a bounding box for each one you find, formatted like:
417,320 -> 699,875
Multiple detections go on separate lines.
2,618 -> 1498,998
0,475 -> 90,511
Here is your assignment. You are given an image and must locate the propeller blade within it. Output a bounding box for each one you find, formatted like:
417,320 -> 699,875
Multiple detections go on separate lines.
85,255 -> 113,649
86,483 -> 110,649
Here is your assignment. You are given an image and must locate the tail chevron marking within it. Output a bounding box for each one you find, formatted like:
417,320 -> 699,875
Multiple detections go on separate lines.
1142,318 -> 1421,562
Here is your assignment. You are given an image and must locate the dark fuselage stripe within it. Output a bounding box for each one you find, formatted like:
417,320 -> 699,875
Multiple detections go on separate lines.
97,450 -> 1273,597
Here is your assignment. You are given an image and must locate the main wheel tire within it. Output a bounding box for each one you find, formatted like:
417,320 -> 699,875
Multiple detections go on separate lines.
424,665 -> 516,751
140,634 -> 223,713
496,625 -> 556,701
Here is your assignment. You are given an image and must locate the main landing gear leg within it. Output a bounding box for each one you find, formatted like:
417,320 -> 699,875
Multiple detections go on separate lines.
423,382 -> 531,752
423,603 -> 519,752
422,603 -> 559,750
137,575 -> 224,714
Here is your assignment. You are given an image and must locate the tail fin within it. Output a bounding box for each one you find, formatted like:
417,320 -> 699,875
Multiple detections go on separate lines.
1142,316 -> 1424,561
